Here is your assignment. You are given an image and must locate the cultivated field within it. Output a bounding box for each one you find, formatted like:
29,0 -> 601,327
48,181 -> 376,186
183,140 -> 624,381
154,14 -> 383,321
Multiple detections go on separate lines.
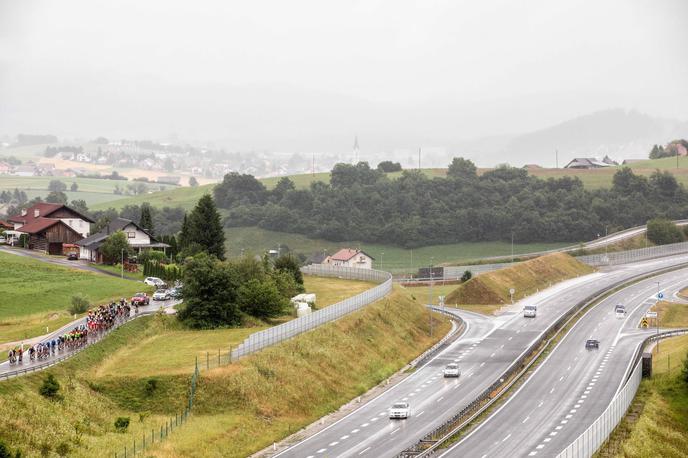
0,251 -> 150,343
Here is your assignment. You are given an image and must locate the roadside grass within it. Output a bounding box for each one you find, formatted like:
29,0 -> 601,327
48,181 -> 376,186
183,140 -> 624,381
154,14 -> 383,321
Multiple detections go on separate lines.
0,251 -> 150,343
679,287 -> 688,300
652,300 -> 688,330
142,286 -> 450,458
0,311 -> 77,349
573,233 -> 655,256
595,334 -> 688,458
302,276 -> 374,308
445,253 -> 594,311
93,263 -> 145,281
0,315 -> 177,458
224,226 -> 569,272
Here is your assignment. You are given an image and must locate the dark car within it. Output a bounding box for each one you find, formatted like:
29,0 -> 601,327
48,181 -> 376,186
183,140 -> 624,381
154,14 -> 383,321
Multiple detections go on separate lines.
585,339 -> 599,349
168,287 -> 183,299
131,292 -> 150,305
67,252 -> 79,261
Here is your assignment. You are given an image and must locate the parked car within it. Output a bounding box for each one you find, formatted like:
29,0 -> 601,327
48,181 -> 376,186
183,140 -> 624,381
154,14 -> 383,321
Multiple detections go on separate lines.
152,289 -> 170,301
168,287 -> 183,299
585,339 -> 599,349
67,252 -> 79,260
0,236 -> 6,244
443,363 -> 461,378
389,402 -> 410,419
144,277 -> 166,287
523,305 -> 537,318
131,292 -> 150,305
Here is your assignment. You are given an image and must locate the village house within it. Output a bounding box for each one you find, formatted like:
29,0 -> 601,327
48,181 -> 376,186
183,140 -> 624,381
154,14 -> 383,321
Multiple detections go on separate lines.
0,161 -> 12,174
75,217 -> 169,263
324,248 -> 374,269
8,203 -> 94,254
564,156 -> 616,169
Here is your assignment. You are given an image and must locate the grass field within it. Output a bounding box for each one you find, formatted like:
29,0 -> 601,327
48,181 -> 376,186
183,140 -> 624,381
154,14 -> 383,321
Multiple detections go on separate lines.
0,284 -> 449,457
0,251 -> 151,343
653,301 -> 688,329
224,226 -> 569,272
302,276 -> 375,308
444,253 -> 594,313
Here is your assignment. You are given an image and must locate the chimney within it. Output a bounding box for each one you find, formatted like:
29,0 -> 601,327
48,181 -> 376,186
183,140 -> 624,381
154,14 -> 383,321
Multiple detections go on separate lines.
34,209 -> 40,217
21,209 -> 27,216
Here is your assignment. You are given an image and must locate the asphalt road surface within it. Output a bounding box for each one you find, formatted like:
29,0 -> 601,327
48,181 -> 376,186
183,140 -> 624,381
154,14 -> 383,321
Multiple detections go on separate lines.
440,267 -> 688,458
275,254 -> 688,458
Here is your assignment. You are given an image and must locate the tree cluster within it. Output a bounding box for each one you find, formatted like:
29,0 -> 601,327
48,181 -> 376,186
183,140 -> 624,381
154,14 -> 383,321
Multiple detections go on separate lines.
649,139 -> 688,159
177,253 -> 304,328
646,218 -> 686,245
214,160 -> 688,248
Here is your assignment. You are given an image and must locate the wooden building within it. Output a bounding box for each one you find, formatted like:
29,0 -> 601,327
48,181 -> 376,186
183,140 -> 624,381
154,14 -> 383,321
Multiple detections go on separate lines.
16,218 -> 84,254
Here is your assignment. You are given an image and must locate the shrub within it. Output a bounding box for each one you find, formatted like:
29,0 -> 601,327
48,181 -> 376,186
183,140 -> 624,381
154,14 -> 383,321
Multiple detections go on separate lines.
647,218 -> 684,245
39,374 -> 60,399
0,441 -> 13,458
68,293 -> 90,315
682,352 -> 688,385
55,442 -> 70,457
114,417 -> 130,432
144,378 -> 158,396
461,270 -> 472,282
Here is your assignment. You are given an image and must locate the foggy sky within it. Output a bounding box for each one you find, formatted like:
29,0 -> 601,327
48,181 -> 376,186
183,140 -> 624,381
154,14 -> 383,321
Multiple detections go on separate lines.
1,0 -> 687,153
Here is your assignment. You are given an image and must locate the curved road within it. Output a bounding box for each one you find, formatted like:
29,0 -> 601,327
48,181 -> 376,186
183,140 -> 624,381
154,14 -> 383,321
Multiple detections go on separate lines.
441,267 -> 688,458
275,254 -> 688,458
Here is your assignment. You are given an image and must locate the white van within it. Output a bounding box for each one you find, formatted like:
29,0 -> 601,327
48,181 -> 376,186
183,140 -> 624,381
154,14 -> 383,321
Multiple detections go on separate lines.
523,305 -> 537,318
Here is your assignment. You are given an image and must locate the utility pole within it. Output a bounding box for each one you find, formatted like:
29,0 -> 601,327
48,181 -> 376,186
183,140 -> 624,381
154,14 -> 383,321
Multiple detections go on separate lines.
511,231 -> 514,263
556,149 -> 559,169
429,268 -> 434,337
605,225 -> 609,263
121,248 -> 124,279
656,281 -> 660,353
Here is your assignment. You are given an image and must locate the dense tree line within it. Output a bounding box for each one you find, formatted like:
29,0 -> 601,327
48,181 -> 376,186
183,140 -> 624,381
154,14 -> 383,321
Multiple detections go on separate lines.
649,139 -> 688,159
214,159 -> 688,248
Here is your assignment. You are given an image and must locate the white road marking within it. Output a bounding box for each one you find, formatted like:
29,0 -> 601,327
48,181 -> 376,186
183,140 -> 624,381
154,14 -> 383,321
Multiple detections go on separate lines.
538,400 -> 544,407
480,362 -> 485,367
417,410 -> 425,417
556,426 -> 563,430
550,431 -> 558,436
329,441 -> 339,446
490,353 -> 496,358
550,387 -> 555,394
544,438 -> 551,442
391,428 -> 400,435
341,435 -> 350,440
528,452 -> 538,456
359,446 -> 371,455
559,376 -> 564,381
317,449 -> 326,454
361,423 -> 369,427
508,337 -> 513,341
561,420 -> 568,424
352,429 -> 360,433
503,433 -> 512,442
537,444 -> 545,449
522,416 -> 530,423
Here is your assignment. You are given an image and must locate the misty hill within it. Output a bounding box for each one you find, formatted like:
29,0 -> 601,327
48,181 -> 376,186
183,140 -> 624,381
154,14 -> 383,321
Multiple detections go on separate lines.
478,109 -> 688,167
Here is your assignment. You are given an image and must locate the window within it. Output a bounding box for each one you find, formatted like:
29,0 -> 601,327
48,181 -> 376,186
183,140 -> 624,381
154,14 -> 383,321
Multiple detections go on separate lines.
127,232 -> 136,238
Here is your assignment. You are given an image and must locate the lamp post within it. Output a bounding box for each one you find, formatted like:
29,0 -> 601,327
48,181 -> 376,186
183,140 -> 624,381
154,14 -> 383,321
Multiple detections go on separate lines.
605,225 -> 609,263
656,281 -> 660,353
429,257 -> 434,337
380,252 -> 384,271
121,248 -> 124,279
511,231 -> 514,263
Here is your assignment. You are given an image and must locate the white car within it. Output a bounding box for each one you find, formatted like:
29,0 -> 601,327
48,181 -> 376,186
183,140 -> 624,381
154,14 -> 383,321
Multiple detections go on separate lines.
152,290 -> 169,301
443,363 -> 461,378
0,236 -> 5,244
389,402 -> 410,419
144,277 -> 165,287
615,304 -> 626,318
523,305 -> 537,318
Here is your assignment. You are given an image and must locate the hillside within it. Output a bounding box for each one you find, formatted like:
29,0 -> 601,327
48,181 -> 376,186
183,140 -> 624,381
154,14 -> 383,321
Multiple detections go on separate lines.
0,286 -> 449,457
445,253 -> 594,309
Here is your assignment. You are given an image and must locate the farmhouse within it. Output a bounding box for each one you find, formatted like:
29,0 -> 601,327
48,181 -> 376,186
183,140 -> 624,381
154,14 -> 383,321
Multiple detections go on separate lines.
564,157 -> 615,169
0,161 -> 12,174
9,203 -> 93,237
76,217 -> 169,263
324,248 -> 374,269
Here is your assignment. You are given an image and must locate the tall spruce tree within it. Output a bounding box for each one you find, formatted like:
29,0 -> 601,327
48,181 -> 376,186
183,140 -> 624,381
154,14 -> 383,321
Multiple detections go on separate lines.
179,213 -> 189,249
188,194 -> 225,259
139,203 -> 154,235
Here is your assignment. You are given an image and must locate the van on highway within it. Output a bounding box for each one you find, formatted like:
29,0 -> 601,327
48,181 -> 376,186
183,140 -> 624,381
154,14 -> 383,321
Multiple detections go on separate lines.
523,305 -> 537,318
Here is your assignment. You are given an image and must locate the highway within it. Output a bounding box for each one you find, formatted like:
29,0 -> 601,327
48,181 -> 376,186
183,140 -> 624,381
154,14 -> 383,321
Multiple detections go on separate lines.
440,266 -> 688,458
275,254 -> 688,458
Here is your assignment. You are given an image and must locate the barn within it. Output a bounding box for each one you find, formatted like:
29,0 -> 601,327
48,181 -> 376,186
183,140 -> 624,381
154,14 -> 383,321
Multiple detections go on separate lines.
15,218 -> 84,254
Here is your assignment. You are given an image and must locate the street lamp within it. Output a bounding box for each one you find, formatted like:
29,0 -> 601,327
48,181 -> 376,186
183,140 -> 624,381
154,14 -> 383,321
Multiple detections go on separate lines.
380,252 -> 384,271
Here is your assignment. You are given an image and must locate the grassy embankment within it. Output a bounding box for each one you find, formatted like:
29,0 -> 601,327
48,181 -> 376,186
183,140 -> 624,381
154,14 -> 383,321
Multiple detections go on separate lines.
0,285 -> 448,458
595,300 -> 688,457
443,253 -> 595,315
0,251 -> 150,345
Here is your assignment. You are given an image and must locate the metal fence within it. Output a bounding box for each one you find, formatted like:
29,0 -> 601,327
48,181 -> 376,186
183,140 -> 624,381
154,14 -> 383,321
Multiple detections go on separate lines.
231,265 -> 392,360
555,328 -> 688,458
577,240 -> 688,266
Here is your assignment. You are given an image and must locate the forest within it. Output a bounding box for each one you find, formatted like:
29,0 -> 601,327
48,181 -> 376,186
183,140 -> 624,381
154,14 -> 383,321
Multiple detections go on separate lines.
214,158 -> 688,248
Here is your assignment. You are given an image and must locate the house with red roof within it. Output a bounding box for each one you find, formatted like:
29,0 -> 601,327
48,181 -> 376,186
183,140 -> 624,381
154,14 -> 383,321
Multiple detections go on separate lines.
324,248 -> 374,269
8,203 -> 94,254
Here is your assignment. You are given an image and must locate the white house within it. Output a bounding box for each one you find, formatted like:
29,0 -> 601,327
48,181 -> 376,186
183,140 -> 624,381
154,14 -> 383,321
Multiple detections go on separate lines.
325,248 -> 374,269
75,217 -> 168,262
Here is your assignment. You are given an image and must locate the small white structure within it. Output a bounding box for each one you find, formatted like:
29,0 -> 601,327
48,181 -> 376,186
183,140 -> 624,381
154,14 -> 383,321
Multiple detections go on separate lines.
324,248 -> 374,269
295,302 -> 312,317
291,293 -> 316,305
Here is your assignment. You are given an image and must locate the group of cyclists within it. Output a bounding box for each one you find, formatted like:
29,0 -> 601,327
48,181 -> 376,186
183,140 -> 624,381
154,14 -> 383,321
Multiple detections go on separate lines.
7,298 -> 136,366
